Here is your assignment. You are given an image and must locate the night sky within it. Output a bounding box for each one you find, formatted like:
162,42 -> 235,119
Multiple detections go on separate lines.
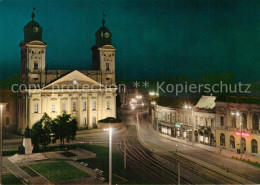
0,0 -> 259,82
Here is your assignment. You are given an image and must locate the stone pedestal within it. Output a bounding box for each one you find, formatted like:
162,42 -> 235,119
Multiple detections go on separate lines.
8,138 -> 46,163
23,138 -> 33,155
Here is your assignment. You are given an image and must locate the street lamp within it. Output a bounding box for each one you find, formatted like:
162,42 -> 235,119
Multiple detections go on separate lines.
104,127 -> 113,185
0,103 -> 7,185
231,111 -> 242,158
184,104 -> 194,145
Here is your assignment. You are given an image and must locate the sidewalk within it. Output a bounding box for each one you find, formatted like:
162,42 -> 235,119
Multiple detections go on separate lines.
150,124 -> 260,163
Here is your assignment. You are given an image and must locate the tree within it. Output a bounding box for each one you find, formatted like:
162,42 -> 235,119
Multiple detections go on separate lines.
30,113 -> 52,151
51,113 -> 78,147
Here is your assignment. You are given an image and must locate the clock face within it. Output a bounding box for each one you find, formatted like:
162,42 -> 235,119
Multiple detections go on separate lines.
104,32 -> 110,38
33,27 -> 39,33
72,80 -> 78,85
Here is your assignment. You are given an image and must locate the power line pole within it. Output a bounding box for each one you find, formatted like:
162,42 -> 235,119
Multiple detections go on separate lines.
178,162 -> 181,185
124,146 -> 126,170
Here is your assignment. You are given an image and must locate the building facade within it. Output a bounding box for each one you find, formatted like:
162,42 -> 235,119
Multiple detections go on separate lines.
153,96 -> 216,146
215,102 -> 260,155
153,96 -> 260,155
18,9 -> 117,130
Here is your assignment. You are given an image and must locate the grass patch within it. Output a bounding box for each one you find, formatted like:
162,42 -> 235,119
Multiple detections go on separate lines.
20,166 -> 39,177
30,161 -> 90,183
77,145 -> 153,184
2,174 -> 23,185
232,156 -> 260,168
60,151 -> 77,157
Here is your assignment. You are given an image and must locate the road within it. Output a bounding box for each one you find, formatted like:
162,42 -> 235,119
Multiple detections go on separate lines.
134,110 -> 259,184
3,109 -> 260,184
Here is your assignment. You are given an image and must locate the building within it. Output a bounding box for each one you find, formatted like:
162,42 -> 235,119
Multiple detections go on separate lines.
153,95 -> 260,155
0,90 -> 17,136
153,96 -> 216,146
18,9 -> 117,130
215,99 -> 260,155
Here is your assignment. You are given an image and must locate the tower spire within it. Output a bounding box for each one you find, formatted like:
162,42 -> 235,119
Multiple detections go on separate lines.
102,11 -> 106,27
32,7 -> 35,21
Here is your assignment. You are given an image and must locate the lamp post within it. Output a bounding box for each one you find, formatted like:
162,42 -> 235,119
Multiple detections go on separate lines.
0,103 -> 7,185
104,128 -> 113,185
184,104 -> 194,145
231,111 -> 242,159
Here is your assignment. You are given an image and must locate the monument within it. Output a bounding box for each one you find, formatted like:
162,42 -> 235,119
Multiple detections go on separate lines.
8,127 -> 46,163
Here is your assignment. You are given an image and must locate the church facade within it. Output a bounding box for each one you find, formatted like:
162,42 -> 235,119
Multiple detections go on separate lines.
18,9 -> 117,130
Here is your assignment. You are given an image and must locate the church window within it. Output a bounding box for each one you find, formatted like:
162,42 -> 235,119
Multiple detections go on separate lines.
52,102 -> 56,113
106,63 -> 110,71
82,117 -> 87,125
34,103 -> 38,113
107,100 -> 110,110
73,101 -> 77,112
34,62 -> 38,69
106,78 -> 110,81
62,102 -> 66,113
92,100 -> 96,110
82,101 -> 86,111
6,103 -> 10,112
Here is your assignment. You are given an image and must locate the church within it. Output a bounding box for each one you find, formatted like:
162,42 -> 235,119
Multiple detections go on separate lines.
18,9 -> 117,130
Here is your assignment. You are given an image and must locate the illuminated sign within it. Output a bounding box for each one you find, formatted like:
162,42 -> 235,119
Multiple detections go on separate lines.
175,123 -> 183,128
235,132 -> 250,137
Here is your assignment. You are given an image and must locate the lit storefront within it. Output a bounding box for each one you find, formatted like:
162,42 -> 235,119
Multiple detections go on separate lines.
216,129 -> 260,155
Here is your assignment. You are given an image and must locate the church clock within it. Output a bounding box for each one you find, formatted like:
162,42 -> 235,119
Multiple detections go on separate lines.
104,32 -> 110,38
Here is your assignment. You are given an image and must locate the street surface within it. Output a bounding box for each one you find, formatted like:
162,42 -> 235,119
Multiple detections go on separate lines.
3,108 -> 260,184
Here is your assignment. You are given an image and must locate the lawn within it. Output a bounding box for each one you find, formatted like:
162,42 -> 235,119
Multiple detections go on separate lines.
77,145 -> 152,184
30,161 -> 90,183
2,174 -> 23,185
20,166 -> 39,177
232,156 -> 260,168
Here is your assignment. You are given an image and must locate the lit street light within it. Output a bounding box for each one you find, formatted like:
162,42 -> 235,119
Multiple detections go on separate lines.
184,104 -> 194,145
104,127 -> 113,185
231,111 -> 242,158
0,103 -> 7,185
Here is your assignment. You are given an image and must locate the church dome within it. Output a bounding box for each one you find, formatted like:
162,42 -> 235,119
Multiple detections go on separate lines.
24,8 -> 43,43
94,15 -> 112,47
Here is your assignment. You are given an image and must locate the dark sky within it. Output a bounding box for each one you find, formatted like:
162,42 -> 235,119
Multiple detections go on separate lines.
0,0 -> 259,82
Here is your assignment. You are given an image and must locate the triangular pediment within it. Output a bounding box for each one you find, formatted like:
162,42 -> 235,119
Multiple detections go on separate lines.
43,70 -> 103,90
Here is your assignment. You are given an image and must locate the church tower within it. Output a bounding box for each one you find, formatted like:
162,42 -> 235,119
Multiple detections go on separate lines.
91,14 -> 116,85
20,8 -> 47,87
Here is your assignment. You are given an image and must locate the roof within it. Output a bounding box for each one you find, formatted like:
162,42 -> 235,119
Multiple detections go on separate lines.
195,96 -> 216,109
42,70 -> 104,90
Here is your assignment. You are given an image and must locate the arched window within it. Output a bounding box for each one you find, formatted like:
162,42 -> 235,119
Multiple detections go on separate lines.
242,113 -> 247,129
251,139 -> 258,153
252,114 -> 259,131
230,135 -> 235,149
34,103 -> 38,113
220,133 -> 225,146
52,102 -> 56,113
